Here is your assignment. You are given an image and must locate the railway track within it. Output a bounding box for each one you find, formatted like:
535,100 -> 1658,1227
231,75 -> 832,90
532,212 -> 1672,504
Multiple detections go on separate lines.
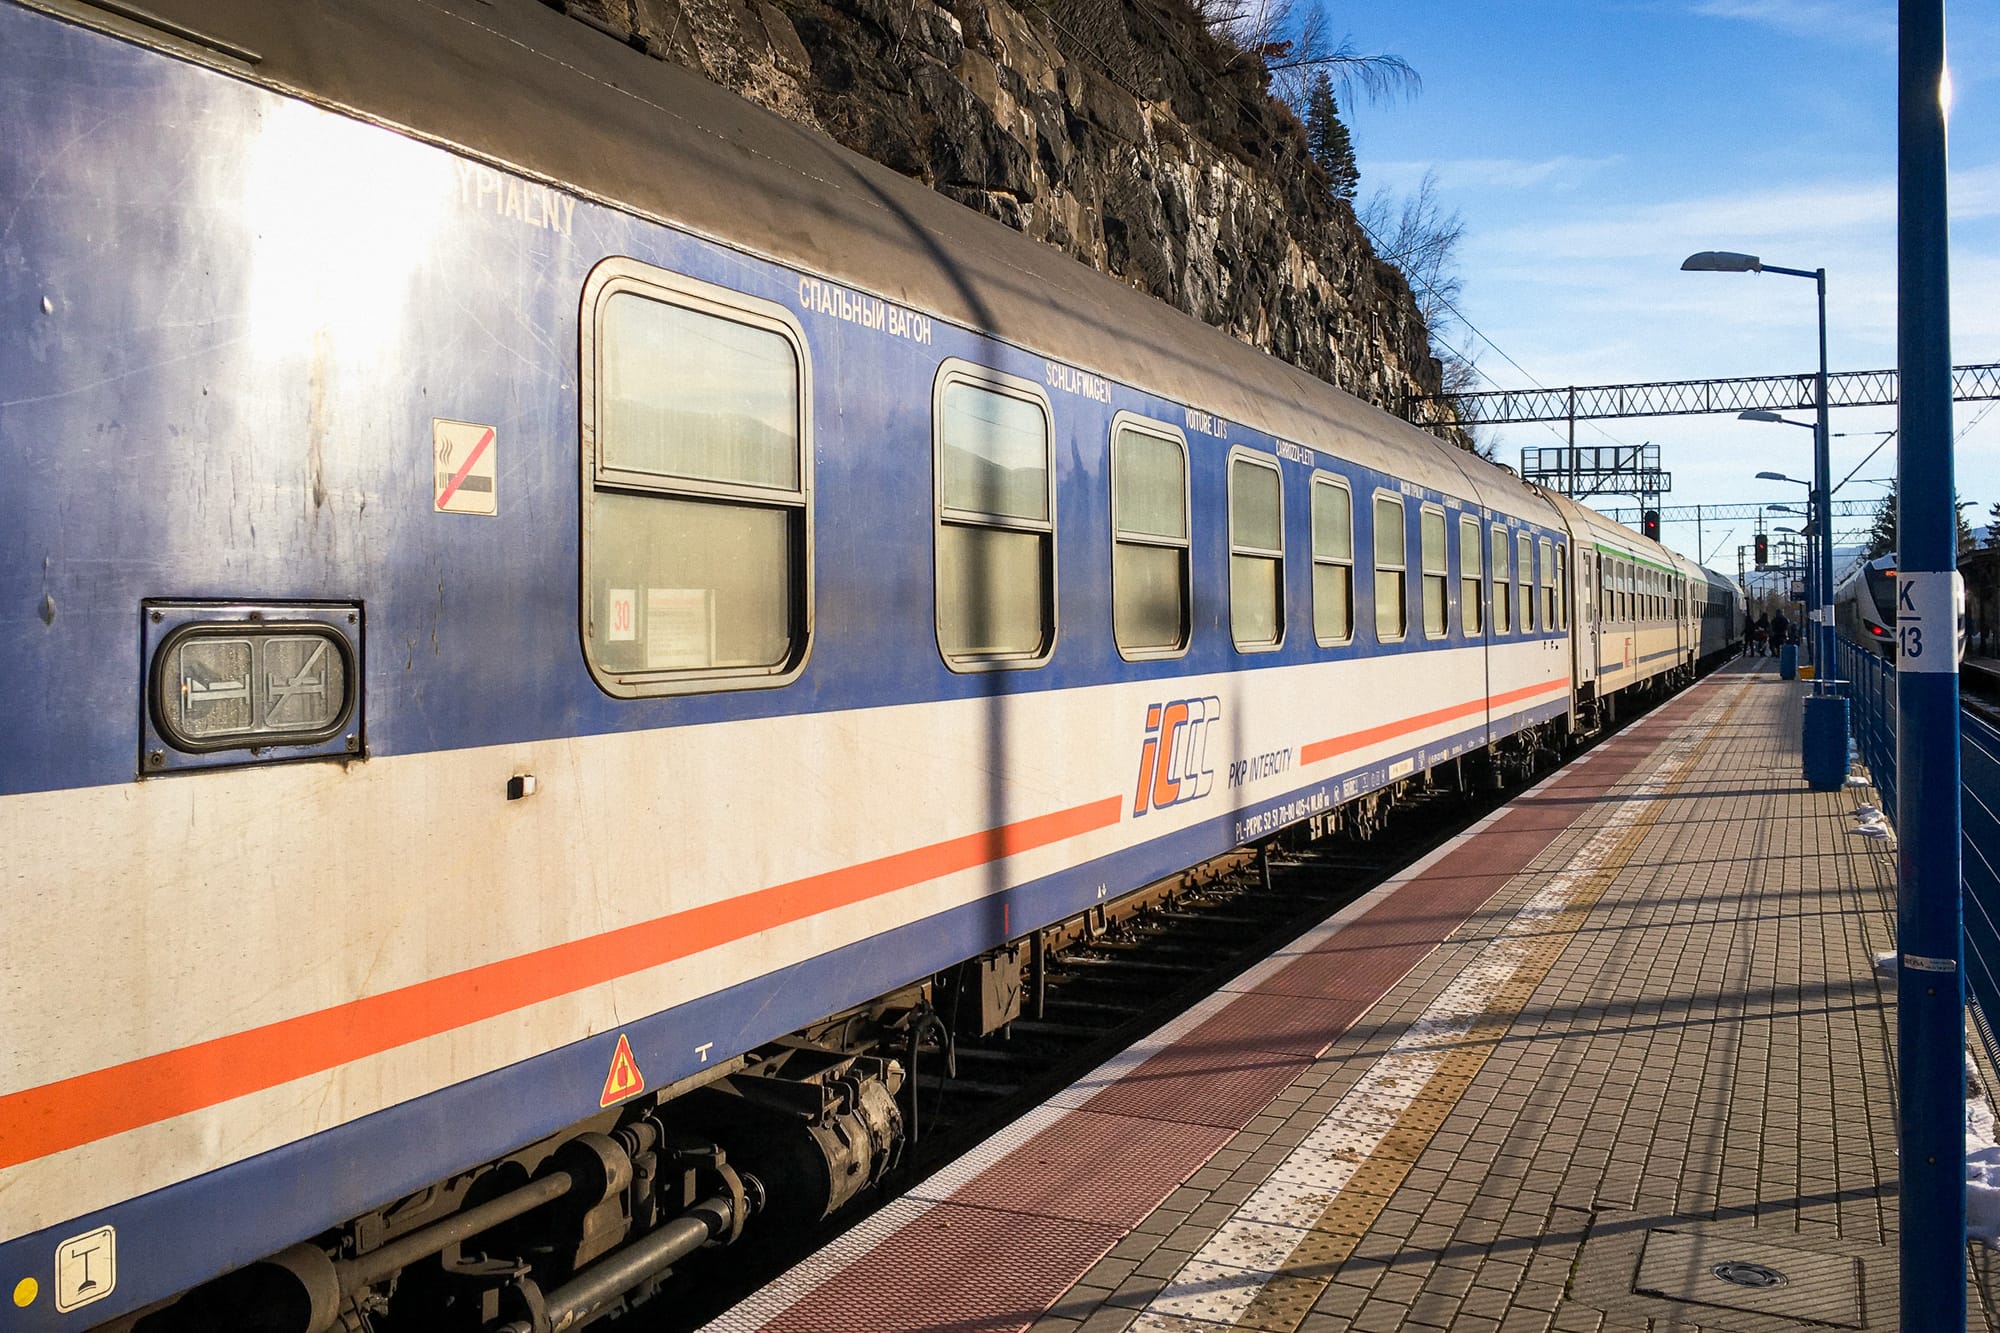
1965,658 -> 2000,728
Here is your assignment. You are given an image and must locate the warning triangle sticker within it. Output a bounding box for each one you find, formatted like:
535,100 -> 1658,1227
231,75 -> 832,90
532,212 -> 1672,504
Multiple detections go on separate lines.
599,1033 -> 646,1107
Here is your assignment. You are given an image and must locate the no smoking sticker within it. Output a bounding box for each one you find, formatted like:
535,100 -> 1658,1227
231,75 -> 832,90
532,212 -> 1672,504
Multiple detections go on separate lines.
433,419 -> 497,516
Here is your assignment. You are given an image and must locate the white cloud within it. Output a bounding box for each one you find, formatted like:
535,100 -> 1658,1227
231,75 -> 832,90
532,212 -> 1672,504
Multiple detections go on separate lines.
1368,155 -> 1625,194
1689,0 -> 1895,49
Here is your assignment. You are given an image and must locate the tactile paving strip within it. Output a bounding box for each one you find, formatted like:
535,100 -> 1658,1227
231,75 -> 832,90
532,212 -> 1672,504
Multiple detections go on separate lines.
1179,990 -> 1371,1059
1080,1042 -> 1308,1128
755,1201 -> 1123,1333
935,1108 -> 1234,1226
1240,945 -> 1433,1002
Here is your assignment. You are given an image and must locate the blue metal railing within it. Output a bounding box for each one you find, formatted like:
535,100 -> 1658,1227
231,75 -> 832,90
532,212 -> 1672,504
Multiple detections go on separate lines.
1839,638 -> 1900,813
1838,635 -> 2000,1064
1964,712 -> 2000,1050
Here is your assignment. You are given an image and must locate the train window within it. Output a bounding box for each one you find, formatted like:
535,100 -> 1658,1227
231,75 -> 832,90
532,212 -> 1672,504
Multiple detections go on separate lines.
145,605 -> 361,769
1420,506 -> 1448,639
934,364 -> 1056,668
1373,493 -> 1407,642
1111,418 -> 1191,659
1459,514 -> 1483,636
1556,545 -> 1569,629
1540,538 -> 1556,628
1596,554 -> 1608,623
1517,533 -> 1535,631
582,260 -> 811,697
1311,474 -> 1354,646
1230,451 -> 1285,650
1491,526 -> 1512,634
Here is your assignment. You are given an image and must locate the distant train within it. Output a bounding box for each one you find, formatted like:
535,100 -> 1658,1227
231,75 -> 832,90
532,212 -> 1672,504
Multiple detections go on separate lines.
1835,556 -> 1901,655
1833,554 -> 1968,661
0,3 -> 1739,1330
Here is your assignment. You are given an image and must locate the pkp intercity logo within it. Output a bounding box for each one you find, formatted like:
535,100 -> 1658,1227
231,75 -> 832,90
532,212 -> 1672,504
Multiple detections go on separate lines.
1132,696 -> 1220,817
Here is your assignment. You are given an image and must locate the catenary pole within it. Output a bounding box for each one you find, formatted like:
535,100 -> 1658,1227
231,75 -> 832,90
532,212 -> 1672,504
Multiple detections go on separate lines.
1895,1 -> 1965,1326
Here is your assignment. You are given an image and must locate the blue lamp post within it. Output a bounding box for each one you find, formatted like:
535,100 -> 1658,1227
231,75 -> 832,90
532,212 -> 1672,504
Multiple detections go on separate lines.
1895,1 -> 1964,1324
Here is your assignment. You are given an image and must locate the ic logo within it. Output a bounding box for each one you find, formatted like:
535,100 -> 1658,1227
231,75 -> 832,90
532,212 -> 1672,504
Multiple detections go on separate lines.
1132,696 -> 1220,817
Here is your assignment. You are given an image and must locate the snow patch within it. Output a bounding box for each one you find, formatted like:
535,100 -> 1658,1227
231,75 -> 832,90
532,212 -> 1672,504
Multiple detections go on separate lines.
1969,1094 -> 2000,1247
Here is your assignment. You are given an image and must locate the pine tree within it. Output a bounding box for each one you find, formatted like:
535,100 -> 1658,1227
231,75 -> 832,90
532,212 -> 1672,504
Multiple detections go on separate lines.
1304,72 -> 1359,201
1987,500 -> 2000,548
1865,485 -> 1896,559
1859,479 -> 1975,557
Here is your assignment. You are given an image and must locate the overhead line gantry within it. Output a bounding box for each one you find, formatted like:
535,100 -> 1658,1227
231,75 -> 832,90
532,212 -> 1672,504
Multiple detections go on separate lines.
1405,362 -> 1999,426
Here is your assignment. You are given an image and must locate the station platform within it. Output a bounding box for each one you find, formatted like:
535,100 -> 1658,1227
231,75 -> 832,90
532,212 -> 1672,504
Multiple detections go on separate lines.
706,659 -> 1992,1332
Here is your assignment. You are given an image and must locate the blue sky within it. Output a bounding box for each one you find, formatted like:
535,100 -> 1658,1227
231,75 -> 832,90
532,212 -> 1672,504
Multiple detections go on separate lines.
1333,0 -> 1999,567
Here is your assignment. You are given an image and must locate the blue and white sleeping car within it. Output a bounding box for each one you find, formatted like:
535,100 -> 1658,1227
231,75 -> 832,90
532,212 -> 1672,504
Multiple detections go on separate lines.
0,1 -> 1716,1328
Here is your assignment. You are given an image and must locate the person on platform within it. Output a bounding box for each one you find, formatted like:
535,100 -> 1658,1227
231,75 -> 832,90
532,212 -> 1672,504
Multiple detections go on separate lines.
1752,614 -> 1770,657
1771,610 -> 1791,654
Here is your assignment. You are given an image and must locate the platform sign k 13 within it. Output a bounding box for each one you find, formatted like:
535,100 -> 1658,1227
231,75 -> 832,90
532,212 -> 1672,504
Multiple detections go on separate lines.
1896,572 -> 1963,671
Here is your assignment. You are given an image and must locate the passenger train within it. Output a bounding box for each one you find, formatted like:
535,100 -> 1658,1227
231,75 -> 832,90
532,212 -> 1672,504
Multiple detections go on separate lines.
0,2 -> 1740,1329
1833,553 -> 1968,660
1834,555 -> 1901,655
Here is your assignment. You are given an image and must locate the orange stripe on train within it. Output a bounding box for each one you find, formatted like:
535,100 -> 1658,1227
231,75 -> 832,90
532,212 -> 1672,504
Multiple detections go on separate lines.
0,796 -> 1124,1170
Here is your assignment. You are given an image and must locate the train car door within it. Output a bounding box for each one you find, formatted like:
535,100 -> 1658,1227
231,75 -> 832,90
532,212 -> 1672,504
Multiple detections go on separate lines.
1675,574 -> 1688,666
1579,550 -> 1600,689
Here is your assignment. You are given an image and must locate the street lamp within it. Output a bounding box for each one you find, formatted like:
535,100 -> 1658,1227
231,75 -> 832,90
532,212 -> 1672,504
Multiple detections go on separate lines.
1740,422 -> 1830,673
1739,409 -> 1810,427
1755,470 -> 1819,631
1687,251 -> 1835,686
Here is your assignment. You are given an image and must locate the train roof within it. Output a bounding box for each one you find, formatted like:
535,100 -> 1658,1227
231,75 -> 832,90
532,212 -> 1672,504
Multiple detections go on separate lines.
1695,563 -> 1740,590
73,0 -> 1558,518
1542,493 -> 1669,562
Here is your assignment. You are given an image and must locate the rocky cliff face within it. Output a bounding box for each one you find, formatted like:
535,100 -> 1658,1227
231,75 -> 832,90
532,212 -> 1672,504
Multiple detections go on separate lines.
550,0 -> 1457,433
